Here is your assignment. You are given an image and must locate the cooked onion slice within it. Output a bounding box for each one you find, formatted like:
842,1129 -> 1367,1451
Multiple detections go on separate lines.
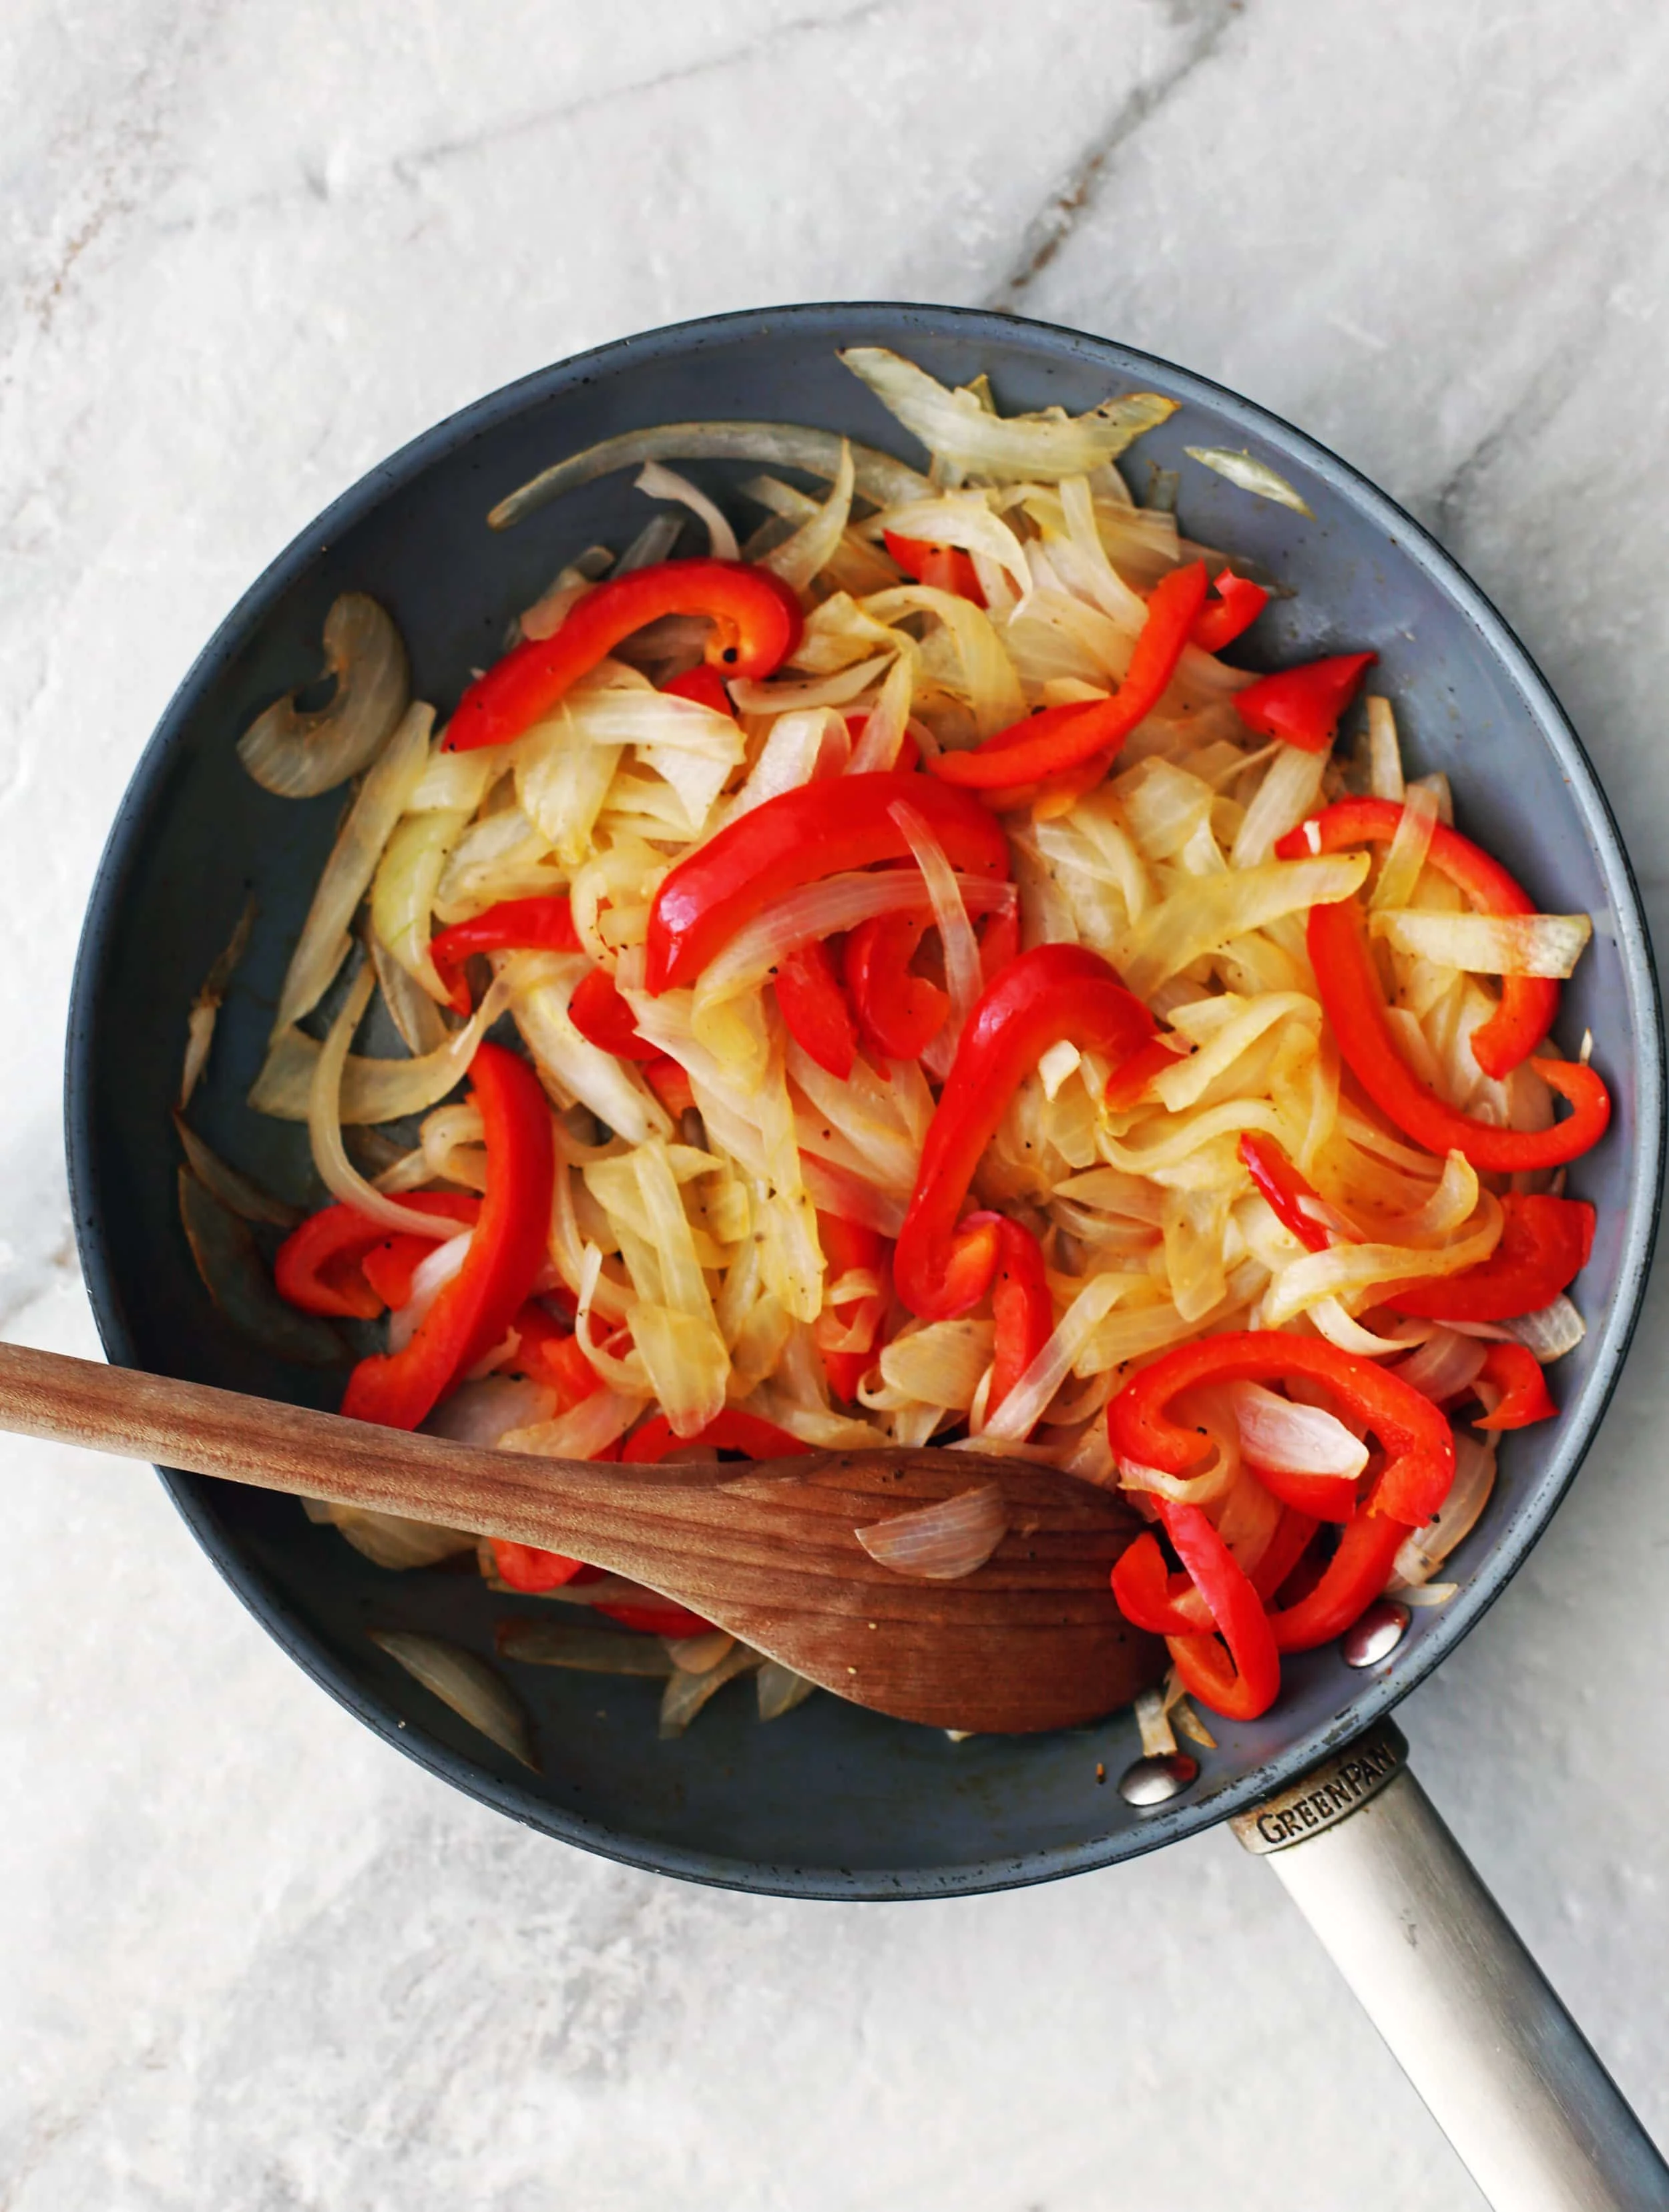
1230,1380 -> 1369,1480
238,593 -> 409,798
367,1630 -> 537,1769
694,868 -> 1011,1007
660,1643 -> 764,1737
178,1167 -> 344,1366
172,1112 -> 299,1228
757,1661 -> 818,1721
855,1480 -> 1007,1581
1390,1327 -> 1489,1405
313,1505 -> 475,1570
1505,1294 -> 1586,1362
495,1621 -> 677,1675
180,896 -> 255,1107
489,423 -> 929,531
1391,1430 -> 1497,1590
634,460 -> 739,561
1183,447 -> 1315,519
1369,908 -> 1592,978
841,348 -> 1175,479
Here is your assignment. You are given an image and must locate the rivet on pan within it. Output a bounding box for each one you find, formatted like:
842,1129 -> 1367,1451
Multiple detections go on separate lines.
1117,1753 -> 1199,1810
1343,1597 -> 1411,1668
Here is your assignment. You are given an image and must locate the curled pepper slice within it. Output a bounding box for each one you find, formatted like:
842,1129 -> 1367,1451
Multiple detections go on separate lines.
275,1191 -> 479,1319
1234,651 -> 1377,752
569,966 -> 658,1061
341,1041 -> 555,1431
774,940 -> 859,1079
1190,567 -> 1270,653
621,1408 -> 810,1464
845,912 -> 948,1062
645,772 -> 1008,994
1387,1191 -> 1594,1321
1307,896 -> 1610,1171
930,561 -> 1208,789
1264,1505 -> 1408,1651
1277,797 -> 1558,1077
429,896 -> 579,1017
1475,1341 -> 1558,1430
1108,1329 -> 1455,1530
1154,1500 -> 1282,1721
895,945 -> 1155,1319
445,558 -> 801,751
985,1216 -> 1053,1421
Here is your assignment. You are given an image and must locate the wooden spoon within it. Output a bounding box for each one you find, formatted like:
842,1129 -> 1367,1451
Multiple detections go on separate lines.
0,1340 -> 1161,1733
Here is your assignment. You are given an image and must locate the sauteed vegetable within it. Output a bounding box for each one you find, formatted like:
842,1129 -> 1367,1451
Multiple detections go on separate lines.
180,346 -> 1606,1752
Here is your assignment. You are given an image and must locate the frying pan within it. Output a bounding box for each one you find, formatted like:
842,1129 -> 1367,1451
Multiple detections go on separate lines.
64,304 -> 1667,2205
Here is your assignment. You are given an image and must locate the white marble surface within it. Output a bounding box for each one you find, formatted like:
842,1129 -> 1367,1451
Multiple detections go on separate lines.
4,1 -> 1669,2204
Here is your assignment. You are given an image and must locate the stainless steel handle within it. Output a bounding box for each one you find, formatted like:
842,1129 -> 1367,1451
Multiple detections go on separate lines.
1236,1723 -> 1668,2211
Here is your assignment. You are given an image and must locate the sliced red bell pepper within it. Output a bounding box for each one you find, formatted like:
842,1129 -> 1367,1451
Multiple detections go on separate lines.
1234,651 -> 1376,752
844,913 -> 947,1062
429,896 -> 580,1017
814,1211 -> 892,1402
1252,1506 -> 1322,1604
1475,1340 -> 1558,1430
1110,1502 -> 1320,1634
1190,567 -> 1270,653
341,1042 -> 555,1431
275,1192 -> 479,1320
883,530 -> 987,605
361,1209 -> 485,1312
1102,1033 -> 1190,1113
446,559 -> 802,752
569,966 -> 658,1061
845,714 -> 921,772
645,772 -> 1008,994
984,1217 -> 1053,1420
775,940 -> 858,1079
662,664 -> 736,716
1387,1191 -> 1594,1322
895,945 -> 1156,1320
1276,797 -> 1558,1078
1108,1329 -> 1455,1530
1264,1505 -> 1407,1651
644,1056 -> 696,1120
621,1408 -> 810,1464
1154,1500 -> 1282,1721
977,904 -> 1019,985
491,1539 -> 585,1592
1237,1132 -> 1339,1254
1307,895 -> 1610,1171
1243,1459 -> 1359,1523
931,561 -> 1208,789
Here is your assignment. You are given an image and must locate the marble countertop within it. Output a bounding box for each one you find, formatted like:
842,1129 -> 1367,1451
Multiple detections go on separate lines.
5,1 -> 1669,2203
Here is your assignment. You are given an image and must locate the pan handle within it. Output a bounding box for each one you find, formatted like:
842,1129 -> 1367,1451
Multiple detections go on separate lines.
1234,1722 -> 1668,2210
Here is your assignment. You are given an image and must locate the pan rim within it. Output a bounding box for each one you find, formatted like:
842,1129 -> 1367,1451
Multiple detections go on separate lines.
65,298 -> 1666,1899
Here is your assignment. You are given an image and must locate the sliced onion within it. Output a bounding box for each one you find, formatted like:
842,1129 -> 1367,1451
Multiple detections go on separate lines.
1117,852 -> 1369,1003
729,653 -> 897,715
859,584 -> 1025,737
1305,1296 -> 1431,1357
1368,779 -> 1439,912
497,948 -> 671,1145
981,1272 -> 1131,1444
388,1231 -> 472,1351
1504,1294 -> 1586,1362
877,493 -> 1032,593
1230,744 -> 1329,870
489,423 -> 929,531
238,593 -> 409,798
1389,1328 -> 1489,1405
180,895 -> 255,1108
423,1375 -> 556,1444
855,1480 -> 1007,1581
172,1113 -> 299,1228
847,651 -> 915,774
367,1630 -> 537,1769
841,347 -> 1175,480
757,1660 -> 818,1721
1183,447 -> 1315,519
1392,1430 -> 1497,1589
315,1505 -> 476,1569
369,928 -> 453,1054
178,1167 -> 344,1366
1370,908 -> 1592,979
1134,1683 -> 1178,1759
615,512 -> 684,574
250,977 -> 510,1124
634,459 -> 739,561
503,1380 -> 648,1460
764,439 -> 853,591
1262,1199 -> 1501,1326
877,1319 -> 994,1412
1366,696 -> 1404,801
272,700 -> 435,1035
1230,1380 -> 1369,1478
496,1621 -> 676,1675
889,800 -> 982,1056
664,1629 -> 737,1675
660,1643 -> 763,1737
713,708 -> 849,829
694,868 -> 1011,1005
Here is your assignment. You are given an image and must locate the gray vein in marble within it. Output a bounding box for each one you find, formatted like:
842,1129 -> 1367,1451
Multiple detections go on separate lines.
985,0 -> 1244,309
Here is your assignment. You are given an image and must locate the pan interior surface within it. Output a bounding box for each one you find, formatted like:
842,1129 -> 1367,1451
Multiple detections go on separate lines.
65,303 -> 1663,1898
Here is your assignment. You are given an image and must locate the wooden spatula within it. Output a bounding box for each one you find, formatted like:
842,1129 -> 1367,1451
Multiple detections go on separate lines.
0,1340 -> 1161,1731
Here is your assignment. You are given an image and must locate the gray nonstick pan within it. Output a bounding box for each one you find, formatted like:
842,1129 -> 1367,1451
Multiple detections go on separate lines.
63,304 -> 1668,2207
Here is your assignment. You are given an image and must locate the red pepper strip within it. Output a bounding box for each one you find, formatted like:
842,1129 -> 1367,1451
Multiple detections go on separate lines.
646,772 -> 1009,994
1265,1506 -> 1408,1652
662,664 -> 736,716
1275,797 -> 1558,1078
1307,896 -> 1610,1171
341,1043 -> 555,1431
815,1211 -> 892,1402
275,1193 -> 479,1319
1109,1328 -> 1455,1530
931,562 -> 1208,788
895,946 -> 1155,1319
1244,1460 -> 1359,1523
429,896 -> 580,1017
977,904 -> 1019,985
1475,1341 -> 1558,1430
361,1214 -> 491,1314
1252,1506 -> 1321,1603
1238,1132 -> 1331,1253
774,940 -> 858,1079
883,530 -> 987,605
569,966 -> 658,1061
621,1408 -> 810,1464
1190,567 -> 1270,653
446,559 -> 802,752
1234,651 -> 1377,752
1156,1501 -> 1282,1721
491,1540 -> 585,1592
984,1216 -> 1053,1420
1110,1532 -> 1210,1635
1102,1033 -> 1190,1113
845,714 -> 921,772
645,1057 -> 696,1120
1387,1191 -> 1594,1322
845,913 -> 947,1061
